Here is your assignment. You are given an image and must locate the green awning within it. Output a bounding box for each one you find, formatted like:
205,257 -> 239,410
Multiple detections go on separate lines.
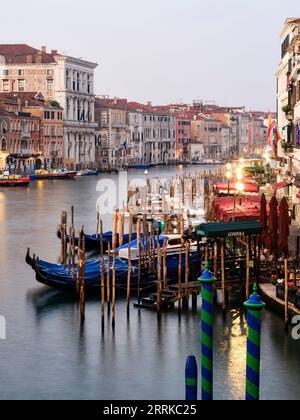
196,221 -> 261,238
244,166 -> 265,173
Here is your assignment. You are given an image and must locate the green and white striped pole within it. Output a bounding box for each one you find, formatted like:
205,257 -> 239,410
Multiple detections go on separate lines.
199,261 -> 215,401
244,283 -> 265,401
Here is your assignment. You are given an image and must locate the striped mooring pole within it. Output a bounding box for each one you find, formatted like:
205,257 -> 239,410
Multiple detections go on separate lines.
198,261 -> 215,401
244,283 -> 265,401
185,355 -> 198,400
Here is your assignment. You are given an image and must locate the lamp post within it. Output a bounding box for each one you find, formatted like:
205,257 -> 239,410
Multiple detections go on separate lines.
226,163 -> 232,196
236,182 -> 245,204
226,171 -> 232,196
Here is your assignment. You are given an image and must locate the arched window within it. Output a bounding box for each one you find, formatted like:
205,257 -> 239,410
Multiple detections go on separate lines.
21,139 -> 28,150
1,121 -> 7,134
1,137 -> 7,151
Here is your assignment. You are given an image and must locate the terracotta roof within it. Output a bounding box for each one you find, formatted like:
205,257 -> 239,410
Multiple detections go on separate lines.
0,44 -> 57,64
0,107 -> 39,120
0,92 -> 62,109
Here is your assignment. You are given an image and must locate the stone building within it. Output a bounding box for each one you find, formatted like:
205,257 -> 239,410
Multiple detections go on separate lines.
277,18 -> 300,175
95,98 -> 129,169
191,114 -> 222,159
248,114 -> 267,156
142,109 -> 176,165
0,44 -> 98,168
95,98 -> 176,167
0,106 -> 40,174
0,92 -> 64,169
176,114 -> 191,162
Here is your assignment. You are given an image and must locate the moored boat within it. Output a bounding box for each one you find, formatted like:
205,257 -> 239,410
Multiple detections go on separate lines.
57,229 -> 137,251
26,247 -> 202,291
116,234 -> 198,261
127,163 -> 152,170
30,170 -> 77,180
0,175 -> 30,187
76,169 -> 99,177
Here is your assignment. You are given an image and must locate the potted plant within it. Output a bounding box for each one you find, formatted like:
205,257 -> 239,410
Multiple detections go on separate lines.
276,282 -> 285,300
271,274 -> 278,286
282,104 -> 292,113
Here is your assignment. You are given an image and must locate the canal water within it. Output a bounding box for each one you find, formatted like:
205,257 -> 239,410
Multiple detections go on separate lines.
0,166 -> 300,400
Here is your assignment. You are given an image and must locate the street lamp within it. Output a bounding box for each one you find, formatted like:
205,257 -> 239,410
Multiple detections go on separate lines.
233,182 -> 245,220
226,171 -> 232,195
237,172 -> 243,181
236,182 -> 245,206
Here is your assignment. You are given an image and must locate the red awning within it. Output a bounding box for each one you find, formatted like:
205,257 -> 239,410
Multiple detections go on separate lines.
215,182 -> 260,194
272,181 -> 291,191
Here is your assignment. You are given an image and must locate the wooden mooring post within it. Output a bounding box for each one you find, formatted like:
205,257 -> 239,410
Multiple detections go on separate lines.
106,243 -> 111,310
100,219 -> 105,327
127,216 -> 133,312
284,258 -> 289,330
112,248 -> 116,330
157,243 -> 162,315
60,211 -> 67,266
77,229 -> 85,324
184,241 -> 190,309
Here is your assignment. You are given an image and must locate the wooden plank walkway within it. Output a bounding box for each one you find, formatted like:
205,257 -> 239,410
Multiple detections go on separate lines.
134,281 -> 200,311
259,283 -> 300,317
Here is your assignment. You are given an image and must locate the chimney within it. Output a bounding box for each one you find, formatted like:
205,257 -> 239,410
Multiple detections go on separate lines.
26,55 -> 33,64
147,101 -> 152,107
51,50 -> 58,55
41,46 -> 47,53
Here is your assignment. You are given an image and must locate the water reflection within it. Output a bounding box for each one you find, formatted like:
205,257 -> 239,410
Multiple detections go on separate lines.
1,169 -> 300,400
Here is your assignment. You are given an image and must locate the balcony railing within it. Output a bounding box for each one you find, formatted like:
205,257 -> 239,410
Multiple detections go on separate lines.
18,149 -> 34,156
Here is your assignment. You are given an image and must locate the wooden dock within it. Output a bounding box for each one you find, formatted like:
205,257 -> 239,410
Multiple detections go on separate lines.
259,283 -> 300,317
134,281 -> 200,311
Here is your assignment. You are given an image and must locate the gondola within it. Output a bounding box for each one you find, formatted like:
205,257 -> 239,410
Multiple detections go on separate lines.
57,230 -> 138,252
25,245 -> 202,292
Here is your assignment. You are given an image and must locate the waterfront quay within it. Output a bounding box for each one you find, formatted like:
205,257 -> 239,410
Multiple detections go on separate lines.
1,163 -> 300,401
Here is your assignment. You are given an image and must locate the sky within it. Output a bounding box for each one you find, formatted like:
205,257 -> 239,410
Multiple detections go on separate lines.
1,0 -> 300,111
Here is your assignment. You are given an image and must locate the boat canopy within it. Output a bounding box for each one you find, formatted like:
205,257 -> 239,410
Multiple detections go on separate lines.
196,220 -> 261,238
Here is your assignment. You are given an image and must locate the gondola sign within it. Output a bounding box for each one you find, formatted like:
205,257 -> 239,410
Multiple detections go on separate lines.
228,231 -> 245,237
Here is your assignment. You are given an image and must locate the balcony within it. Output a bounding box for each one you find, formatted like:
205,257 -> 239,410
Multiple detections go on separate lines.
21,131 -> 31,138
294,101 -> 300,121
282,104 -> 294,121
291,55 -> 300,78
10,149 -> 35,158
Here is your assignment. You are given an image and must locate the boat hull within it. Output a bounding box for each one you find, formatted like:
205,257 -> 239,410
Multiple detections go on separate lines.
76,170 -> 99,177
0,176 -> 30,187
57,230 -> 137,251
30,172 -> 77,180
127,164 -> 152,170
26,249 -> 202,292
